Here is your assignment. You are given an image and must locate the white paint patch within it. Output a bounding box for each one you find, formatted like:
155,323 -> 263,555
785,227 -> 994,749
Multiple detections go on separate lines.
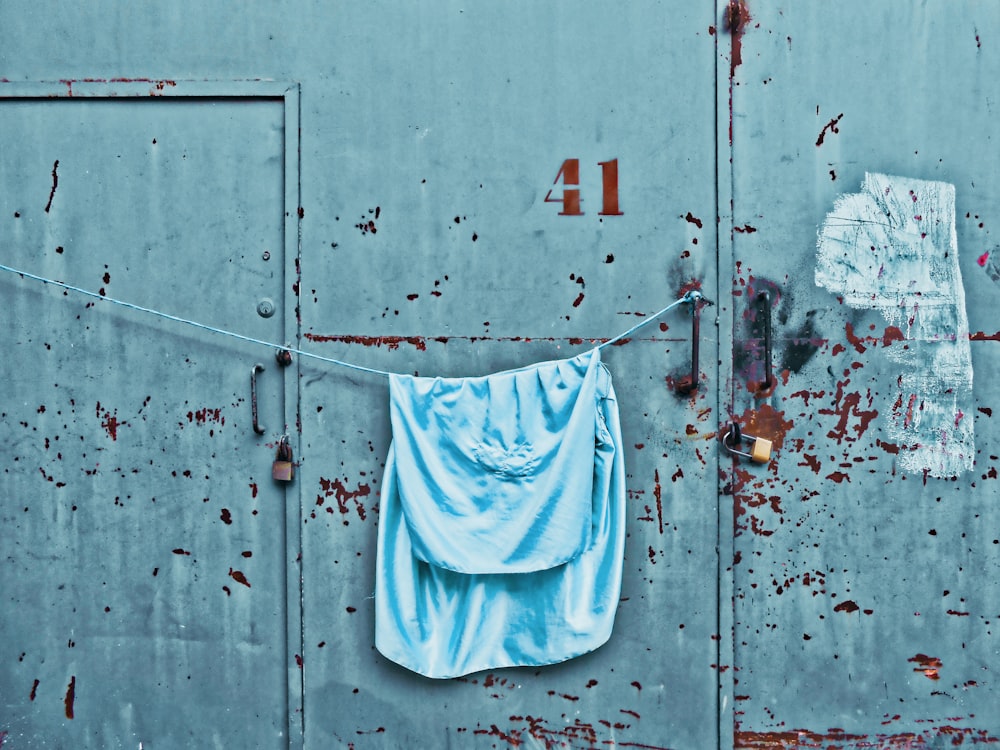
816,172 -> 973,477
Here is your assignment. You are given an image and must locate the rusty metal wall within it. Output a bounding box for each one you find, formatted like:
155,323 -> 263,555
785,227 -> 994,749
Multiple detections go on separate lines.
1,2 -> 998,749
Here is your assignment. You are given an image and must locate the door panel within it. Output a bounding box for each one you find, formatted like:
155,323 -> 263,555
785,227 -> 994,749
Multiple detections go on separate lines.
298,4 -> 723,747
727,3 -> 1000,744
0,92 -> 298,748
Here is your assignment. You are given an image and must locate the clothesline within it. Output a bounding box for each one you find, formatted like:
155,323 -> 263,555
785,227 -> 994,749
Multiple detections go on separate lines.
0,262 -> 707,377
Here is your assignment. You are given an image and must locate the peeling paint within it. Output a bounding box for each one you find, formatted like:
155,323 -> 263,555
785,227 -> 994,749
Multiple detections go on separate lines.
816,173 -> 974,477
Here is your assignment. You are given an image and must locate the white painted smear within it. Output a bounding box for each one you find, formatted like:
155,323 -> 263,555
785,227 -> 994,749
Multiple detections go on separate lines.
816,172 -> 973,477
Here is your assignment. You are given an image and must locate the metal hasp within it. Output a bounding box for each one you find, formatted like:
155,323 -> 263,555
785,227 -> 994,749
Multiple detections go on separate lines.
251,363 -> 266,435
275,348 -> 293,367
723,421 -> 772,463
675,289 -> 714,395
755,290 -> 774,393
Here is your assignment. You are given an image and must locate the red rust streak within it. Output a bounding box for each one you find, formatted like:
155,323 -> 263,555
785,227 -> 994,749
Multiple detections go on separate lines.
844,322 -> 867,353
737,726 -> 1000,747
653,469 -> 664,534
229,568 -> 251,588
726,0 -> 752,78
44,160 -> 59,213
970,331 -> 1000,341
305,333 -> 428,351
816,113 -> 844,146
64,675 -> 76,719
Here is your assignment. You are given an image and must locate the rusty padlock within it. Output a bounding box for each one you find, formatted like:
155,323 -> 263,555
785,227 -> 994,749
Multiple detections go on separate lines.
723,422 -> 772,463
272,435 -> 295,482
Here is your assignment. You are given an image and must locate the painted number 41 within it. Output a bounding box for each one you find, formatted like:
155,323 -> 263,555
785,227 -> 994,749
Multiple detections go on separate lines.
544,158 -> 623,216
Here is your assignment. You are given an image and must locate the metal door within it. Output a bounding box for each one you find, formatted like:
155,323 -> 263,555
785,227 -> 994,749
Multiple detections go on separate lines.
725,2 -> 1000,745
297,4 -> 724,747
0,83 -> 302,748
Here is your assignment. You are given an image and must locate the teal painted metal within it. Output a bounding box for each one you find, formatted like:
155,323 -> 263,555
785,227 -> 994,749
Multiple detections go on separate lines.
0,86 -> 303,748
1,2 -> 998,749
725,2 -> 1000,746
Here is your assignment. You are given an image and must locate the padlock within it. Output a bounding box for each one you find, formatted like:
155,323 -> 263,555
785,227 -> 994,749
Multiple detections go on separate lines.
272,435 -> 295,482
723,422 -> 772,463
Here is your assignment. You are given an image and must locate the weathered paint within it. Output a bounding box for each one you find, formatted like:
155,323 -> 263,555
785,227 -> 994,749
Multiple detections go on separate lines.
816,173 -> 974,478
0,1 -> 998,748
728,1 -> 1000,746
1,89 -> 301,747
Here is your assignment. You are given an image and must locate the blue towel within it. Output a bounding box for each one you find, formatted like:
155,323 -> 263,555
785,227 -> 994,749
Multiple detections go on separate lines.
375,348 -> 626,678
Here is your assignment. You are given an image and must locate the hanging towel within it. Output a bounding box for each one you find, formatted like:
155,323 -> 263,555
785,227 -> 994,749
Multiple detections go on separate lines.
375,348 -> 626,679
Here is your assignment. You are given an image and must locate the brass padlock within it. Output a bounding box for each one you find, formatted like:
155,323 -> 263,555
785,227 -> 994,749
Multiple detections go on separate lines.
723,422 -> 772,463
272,435 -> 295,482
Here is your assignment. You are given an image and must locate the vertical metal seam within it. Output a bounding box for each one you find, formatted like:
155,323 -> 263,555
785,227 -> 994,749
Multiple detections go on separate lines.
283,82 -> 306,750
714,1 -> 737,748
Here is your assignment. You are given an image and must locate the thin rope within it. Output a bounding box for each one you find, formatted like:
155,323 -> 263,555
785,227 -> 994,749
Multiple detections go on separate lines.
0,262 -> 701,376
596,290 -> 705,349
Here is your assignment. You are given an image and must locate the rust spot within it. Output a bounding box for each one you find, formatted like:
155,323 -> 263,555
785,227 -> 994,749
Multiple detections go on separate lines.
845,322 -> 867,353
725,0 -> 752,77
738,403 -> 793,451
30,678 -> 39,701
44,160 -> 59,213
684,211 -> 703,228
798,454 -> 821,473
882,325 -> 905,346
818,381 -> 878,444
833,600 -> 860,613
229,568 -> 251,588
908,653 -> 942,680
970,331 -> 1000,341
816,113 -> 844,146
96,402 -> 127,441
187,408 -> 224,425
64,675 -> 75,719
318,476 -> 371,521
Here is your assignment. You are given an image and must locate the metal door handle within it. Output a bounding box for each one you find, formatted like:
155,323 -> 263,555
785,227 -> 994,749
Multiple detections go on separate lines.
756,291 -> 773,393
251,363 -> 266,435
675,290 -> 713,395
